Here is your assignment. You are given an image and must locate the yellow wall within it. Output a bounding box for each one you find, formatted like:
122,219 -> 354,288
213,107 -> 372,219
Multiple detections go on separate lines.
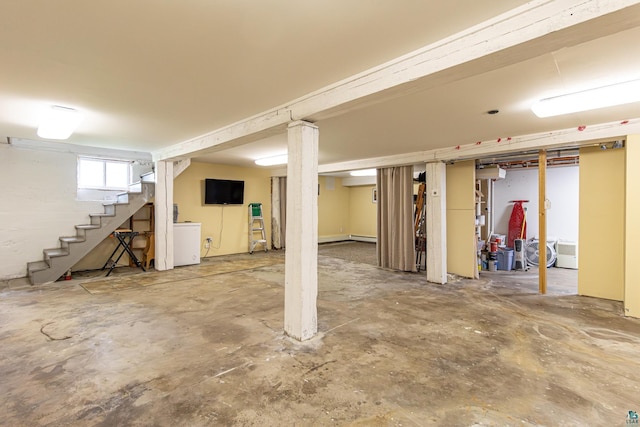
348,185 -> 377,238
318,176 -> 351,240
174,162 -> 272,257
625,135 -> 640,316
446,161 -> 477,278
578,146 -> 625,301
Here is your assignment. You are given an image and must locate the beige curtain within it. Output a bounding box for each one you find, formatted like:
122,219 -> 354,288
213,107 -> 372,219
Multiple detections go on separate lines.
271,177 -> 287,249
377,166 -> 417,272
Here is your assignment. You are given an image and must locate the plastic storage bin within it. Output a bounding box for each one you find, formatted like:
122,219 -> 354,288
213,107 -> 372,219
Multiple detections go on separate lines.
497,248 -> 514,271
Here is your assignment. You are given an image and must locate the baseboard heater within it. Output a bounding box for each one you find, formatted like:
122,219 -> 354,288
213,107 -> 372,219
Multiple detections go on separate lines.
318,235 -> 350,244
349,235 -> 377,243
317,235 -> 377,244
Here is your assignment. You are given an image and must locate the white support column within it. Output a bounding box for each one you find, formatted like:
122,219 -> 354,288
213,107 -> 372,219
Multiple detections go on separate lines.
426,161 -> 447,284
284,120 -> 319,341
154,160 -> 174,271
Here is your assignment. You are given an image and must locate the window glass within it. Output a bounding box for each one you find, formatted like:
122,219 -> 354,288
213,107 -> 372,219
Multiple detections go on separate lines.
105,161 -> 129,189
78,159 -> 105,188
78,157 -> 130,190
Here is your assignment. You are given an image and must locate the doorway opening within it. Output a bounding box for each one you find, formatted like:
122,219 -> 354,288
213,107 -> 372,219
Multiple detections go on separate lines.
476,149 -> 579,295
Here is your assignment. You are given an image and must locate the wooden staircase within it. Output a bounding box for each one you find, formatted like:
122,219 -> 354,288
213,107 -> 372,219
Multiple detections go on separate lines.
27,172 -> 155,285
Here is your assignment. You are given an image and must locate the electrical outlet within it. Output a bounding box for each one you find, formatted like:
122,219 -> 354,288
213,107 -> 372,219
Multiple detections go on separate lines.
204,237 -> 212,249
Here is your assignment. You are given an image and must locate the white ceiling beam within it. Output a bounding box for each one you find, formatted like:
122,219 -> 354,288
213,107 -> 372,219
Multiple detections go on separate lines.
153,0 -> 640,162
341,176 -> 377,187
173,158 -> 191,178
154,111 -> 290,161
317,118 -> 640,173
9,138 -> 152,161
270,167 -> 287,177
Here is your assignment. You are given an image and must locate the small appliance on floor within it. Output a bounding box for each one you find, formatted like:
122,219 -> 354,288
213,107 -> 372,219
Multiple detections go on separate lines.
524,238 -> 557,268
513,238 -> 528,271
555,240 -> 578,269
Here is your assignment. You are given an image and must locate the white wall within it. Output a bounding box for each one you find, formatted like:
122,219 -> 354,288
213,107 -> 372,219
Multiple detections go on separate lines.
0,143 -> 150,280
493,166 -> 579,243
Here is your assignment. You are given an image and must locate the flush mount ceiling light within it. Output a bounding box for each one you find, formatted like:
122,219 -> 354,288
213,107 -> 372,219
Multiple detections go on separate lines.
531,79 -> 640,118
37,105 -> 84,140
350,168 -> 377,177
255,154 -> 288,166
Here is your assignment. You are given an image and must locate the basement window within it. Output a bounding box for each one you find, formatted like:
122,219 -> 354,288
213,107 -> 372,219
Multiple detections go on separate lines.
78,157 -> 131,191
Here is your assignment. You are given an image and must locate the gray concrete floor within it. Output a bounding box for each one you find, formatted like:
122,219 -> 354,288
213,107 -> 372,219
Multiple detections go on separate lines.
1,246 -> 639,426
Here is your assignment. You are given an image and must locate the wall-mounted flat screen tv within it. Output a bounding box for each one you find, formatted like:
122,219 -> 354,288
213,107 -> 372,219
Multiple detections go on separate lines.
204,179 -> 244,205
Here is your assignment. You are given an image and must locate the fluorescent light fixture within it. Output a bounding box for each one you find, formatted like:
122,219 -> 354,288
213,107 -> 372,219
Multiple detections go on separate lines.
37,105 -> 84,139
255,154 -> 287,166
531,79 -> 640,118
350,168 -> 377,177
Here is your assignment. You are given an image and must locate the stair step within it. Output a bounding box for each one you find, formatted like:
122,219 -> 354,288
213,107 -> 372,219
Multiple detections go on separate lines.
129,182 -> 142,193
116,189 -> 144,203
27,261 -> 49,275
76,224 -> 101,230
44,248 -> 69,258
60,236 -> 85,244
90,213 -> 115,217
141,171 -> 155,182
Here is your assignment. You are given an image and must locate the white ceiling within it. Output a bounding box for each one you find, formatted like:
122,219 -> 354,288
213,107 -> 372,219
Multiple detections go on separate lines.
2,1 -> 640,171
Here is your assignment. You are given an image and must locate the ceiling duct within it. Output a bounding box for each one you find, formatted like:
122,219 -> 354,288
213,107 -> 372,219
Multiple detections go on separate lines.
476,165 -> 506,180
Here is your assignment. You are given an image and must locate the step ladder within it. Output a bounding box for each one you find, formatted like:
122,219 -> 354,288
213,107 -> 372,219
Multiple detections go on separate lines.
248,203 -> 268,254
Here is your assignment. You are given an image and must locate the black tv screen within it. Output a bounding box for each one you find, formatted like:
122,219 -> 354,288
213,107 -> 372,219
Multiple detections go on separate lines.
204,179 -> 244,205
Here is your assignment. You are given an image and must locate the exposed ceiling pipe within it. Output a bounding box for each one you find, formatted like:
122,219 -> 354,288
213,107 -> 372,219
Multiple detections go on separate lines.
487,155 -> 580,170
475,139 -> 625,170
